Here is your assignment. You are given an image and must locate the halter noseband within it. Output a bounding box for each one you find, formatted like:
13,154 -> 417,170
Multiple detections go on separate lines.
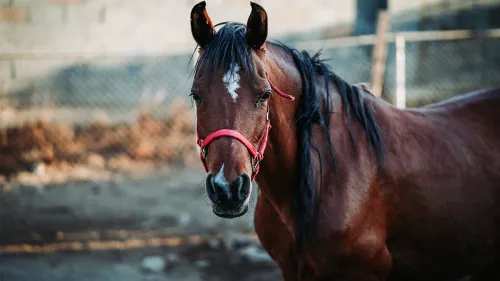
196,80 -> 295,181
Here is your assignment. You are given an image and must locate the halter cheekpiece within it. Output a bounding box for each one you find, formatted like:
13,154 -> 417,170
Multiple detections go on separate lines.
195,80 -> 295,181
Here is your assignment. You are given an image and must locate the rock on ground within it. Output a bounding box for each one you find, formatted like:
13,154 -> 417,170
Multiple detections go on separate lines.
141,255 -> 166,273
238,245 -> 274,264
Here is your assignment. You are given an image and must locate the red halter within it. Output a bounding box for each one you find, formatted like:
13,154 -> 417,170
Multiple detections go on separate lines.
196,80 -> 295,181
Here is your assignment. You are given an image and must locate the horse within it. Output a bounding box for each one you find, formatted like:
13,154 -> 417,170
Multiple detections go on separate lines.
188,1 -> 500,280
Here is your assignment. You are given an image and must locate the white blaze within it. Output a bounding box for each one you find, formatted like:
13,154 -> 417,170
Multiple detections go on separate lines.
222,64 -> 240,102
214,164 -> 229,189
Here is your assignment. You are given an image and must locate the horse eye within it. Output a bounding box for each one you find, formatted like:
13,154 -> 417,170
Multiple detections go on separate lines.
258,91 -> 271,103
190,92 -> 202,105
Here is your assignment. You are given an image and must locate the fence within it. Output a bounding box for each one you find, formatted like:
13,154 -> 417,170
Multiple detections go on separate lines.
293,28 -> 500,107
1,28 -> 500,186
0,52 -> 199,186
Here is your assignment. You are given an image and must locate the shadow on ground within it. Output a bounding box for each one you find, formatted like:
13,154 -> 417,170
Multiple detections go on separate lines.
0,167 -> 282,281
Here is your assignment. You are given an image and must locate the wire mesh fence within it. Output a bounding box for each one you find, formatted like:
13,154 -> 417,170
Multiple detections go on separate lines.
1,30 -> 500,187
294,29 -> 500,107
0,54 -> 198,186
398,37 -> 500,106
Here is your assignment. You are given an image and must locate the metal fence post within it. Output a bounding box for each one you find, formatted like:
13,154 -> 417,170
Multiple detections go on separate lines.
395,35 -> 406,109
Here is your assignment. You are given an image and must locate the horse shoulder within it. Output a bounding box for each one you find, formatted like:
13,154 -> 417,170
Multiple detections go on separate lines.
306,158 -> 392,279
254,193 -> 305,280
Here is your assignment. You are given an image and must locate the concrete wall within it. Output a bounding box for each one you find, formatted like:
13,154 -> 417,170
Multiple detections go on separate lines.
390,0 -> 500,31
1,0 -> 499,113
0,0 -> 355,55
0,0 -> 356,107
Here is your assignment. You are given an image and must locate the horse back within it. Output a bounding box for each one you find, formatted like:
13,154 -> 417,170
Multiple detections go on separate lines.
379,87 -> 500,280
422,87 -> 500,120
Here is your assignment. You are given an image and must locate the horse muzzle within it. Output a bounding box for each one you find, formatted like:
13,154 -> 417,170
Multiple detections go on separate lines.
206,173 -> 252,218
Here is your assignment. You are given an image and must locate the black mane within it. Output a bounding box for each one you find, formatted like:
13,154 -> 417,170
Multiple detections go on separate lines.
271,42 -> 385,250
191,22 -> 385,252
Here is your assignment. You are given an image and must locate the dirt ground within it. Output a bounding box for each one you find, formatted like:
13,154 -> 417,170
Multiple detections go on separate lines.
0,166 -> 282,281
0,241 -> 282,281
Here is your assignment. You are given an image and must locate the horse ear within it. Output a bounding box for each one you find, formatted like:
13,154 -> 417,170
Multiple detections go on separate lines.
246,2 -> 268,50
190,1 -> 215,48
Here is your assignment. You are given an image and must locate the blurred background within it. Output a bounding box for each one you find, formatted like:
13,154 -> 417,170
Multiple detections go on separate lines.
0,0 -> 499,280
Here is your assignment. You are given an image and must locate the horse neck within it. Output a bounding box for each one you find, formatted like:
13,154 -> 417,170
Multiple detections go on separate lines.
254,45 -> 303,222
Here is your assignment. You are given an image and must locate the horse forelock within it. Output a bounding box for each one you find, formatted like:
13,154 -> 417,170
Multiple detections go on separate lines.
192,22 -> 255,80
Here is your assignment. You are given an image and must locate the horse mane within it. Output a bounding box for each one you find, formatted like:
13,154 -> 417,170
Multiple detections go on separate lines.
191,22 -> 385,250
270,41 -> 385,248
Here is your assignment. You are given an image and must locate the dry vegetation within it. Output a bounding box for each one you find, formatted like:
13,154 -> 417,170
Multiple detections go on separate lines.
0,99 -> 198,185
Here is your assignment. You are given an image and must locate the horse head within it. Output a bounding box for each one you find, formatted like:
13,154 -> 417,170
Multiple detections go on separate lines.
190,1 -> 285,218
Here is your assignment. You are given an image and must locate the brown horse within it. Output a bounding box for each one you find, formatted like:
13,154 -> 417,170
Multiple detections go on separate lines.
188,1 -> 500,280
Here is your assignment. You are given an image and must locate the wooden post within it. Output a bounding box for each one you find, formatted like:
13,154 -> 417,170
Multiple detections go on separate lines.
370,10 -> 390,98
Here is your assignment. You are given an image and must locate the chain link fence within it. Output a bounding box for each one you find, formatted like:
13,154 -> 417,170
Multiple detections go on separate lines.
1,29 -> 500,187
294,28 -> 500,107
0,53 -> 199,187
398,37 -> 500,106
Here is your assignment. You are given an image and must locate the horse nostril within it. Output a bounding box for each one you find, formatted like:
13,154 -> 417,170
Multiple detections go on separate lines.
207,173 -> 232,202
230,176 -> 243,200
237,174 -> 251,201
205,174 -> 218,202
206,173 -> 251,203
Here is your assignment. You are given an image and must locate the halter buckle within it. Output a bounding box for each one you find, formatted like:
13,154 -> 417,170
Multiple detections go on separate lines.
250,154 -> 261,173
201,147 -> 207,160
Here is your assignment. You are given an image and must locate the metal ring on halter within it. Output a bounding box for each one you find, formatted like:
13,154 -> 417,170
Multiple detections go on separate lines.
201,146 -> 207,160
250,154 -> 261,173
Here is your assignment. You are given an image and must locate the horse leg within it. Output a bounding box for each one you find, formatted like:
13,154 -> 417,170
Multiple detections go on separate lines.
254,193 -> 311,281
